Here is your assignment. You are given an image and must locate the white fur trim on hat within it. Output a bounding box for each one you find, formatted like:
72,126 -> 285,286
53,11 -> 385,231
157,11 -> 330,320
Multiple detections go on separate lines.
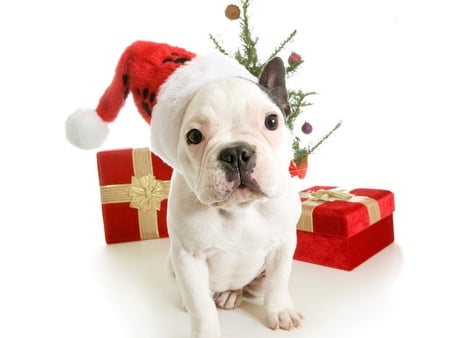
65,108 -> 110,150
150,53 -> 256,169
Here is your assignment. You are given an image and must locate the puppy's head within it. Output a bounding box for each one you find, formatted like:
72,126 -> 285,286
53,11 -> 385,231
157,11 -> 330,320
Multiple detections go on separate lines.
176,57 -> 293,208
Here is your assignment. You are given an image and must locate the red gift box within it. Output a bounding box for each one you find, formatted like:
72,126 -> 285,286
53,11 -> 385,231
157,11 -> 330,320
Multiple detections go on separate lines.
97,148 -> 173,244
294,186 -> 395,271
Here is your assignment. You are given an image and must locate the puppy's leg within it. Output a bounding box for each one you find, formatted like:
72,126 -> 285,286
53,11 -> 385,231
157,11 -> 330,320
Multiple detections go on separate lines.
263,244 -> 303,331
243,271 -> 266,299
171,246 -> 220,338
165,252 -> 188,311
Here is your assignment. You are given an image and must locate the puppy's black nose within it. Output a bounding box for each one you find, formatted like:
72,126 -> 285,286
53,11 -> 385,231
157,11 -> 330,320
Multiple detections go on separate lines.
219,143 -> 255,173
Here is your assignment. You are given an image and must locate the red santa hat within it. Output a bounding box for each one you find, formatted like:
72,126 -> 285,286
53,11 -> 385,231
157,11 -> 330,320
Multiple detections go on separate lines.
65,40 -> 255,151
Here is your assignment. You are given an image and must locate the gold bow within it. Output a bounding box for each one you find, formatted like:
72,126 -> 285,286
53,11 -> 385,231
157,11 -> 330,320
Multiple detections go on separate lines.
301,188 -> 354,202
129,175 -> 170,211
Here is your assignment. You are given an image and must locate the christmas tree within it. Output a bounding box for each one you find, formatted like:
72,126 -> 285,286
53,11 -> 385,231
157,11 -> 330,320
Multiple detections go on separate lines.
209,0 -> 342,178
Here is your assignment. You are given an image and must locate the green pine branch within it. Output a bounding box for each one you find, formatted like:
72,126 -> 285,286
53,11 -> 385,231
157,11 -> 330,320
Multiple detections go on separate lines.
286,90 -> 317,130
286,60 -> 304,77
208,34 -> 229,56
306,120 -> 342,154
267,29 -> 298,72
236,0 -> 261,76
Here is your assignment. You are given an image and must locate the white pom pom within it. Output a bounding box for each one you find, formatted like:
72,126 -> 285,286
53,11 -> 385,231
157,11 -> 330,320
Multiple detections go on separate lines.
65,108 -> 109,150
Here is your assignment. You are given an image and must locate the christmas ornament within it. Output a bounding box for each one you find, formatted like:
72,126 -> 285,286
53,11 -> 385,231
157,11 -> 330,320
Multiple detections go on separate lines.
288,52 -> 301,66
225,4 -> 240,20
289,157 -> 308,179
301,121 -> 313,134
291,147 -> 309,179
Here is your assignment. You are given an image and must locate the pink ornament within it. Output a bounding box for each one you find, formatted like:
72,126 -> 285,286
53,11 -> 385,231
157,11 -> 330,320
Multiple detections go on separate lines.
288,52 -> 301,66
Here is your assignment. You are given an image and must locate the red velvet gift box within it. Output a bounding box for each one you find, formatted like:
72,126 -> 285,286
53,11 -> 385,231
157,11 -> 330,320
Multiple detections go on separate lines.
294,186 -> 395,271
97,148 -> 173,244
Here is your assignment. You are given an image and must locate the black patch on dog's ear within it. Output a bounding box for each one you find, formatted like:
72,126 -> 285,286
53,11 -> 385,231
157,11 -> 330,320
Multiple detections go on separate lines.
258,57 -> 291,117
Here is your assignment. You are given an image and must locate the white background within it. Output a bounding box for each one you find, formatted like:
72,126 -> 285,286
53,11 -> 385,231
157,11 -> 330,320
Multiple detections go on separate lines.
1,0 -> 449,337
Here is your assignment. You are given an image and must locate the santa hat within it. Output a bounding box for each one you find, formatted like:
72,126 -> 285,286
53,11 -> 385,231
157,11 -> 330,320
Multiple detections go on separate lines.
65,40 -> 256,155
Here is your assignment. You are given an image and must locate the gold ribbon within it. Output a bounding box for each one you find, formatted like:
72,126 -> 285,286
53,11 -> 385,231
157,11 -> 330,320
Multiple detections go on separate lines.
100,148 -> 170,239
302,188 -> 354,202
298,188 -> 381,233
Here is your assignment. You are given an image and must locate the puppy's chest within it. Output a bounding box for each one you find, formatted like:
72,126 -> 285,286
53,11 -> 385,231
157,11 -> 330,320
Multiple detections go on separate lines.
203,210 -> 280,251
200,215 -> 279,290
208,223 -> 278,254
205,228 -> 277,292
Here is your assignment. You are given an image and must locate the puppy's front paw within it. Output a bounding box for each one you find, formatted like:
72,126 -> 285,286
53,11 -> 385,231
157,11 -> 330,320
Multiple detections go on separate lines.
213,289 -> 243,309
267,307 -> 303,331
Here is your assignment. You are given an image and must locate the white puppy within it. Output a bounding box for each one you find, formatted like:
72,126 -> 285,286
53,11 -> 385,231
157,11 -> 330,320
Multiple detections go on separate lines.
153,57 -> 302,338
65,41 -> 302,338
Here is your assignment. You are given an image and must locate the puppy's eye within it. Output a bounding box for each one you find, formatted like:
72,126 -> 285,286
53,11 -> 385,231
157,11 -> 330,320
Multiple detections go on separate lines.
186,128 -> 203,145
264,114 -> 279,131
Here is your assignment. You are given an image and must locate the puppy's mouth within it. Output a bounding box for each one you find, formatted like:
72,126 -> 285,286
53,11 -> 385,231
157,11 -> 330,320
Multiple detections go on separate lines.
209,172 -> 266,209
235,175 -> 263,194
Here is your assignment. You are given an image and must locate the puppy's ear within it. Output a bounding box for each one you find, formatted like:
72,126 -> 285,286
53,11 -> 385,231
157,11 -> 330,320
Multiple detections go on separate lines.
259,57 -> 291,117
